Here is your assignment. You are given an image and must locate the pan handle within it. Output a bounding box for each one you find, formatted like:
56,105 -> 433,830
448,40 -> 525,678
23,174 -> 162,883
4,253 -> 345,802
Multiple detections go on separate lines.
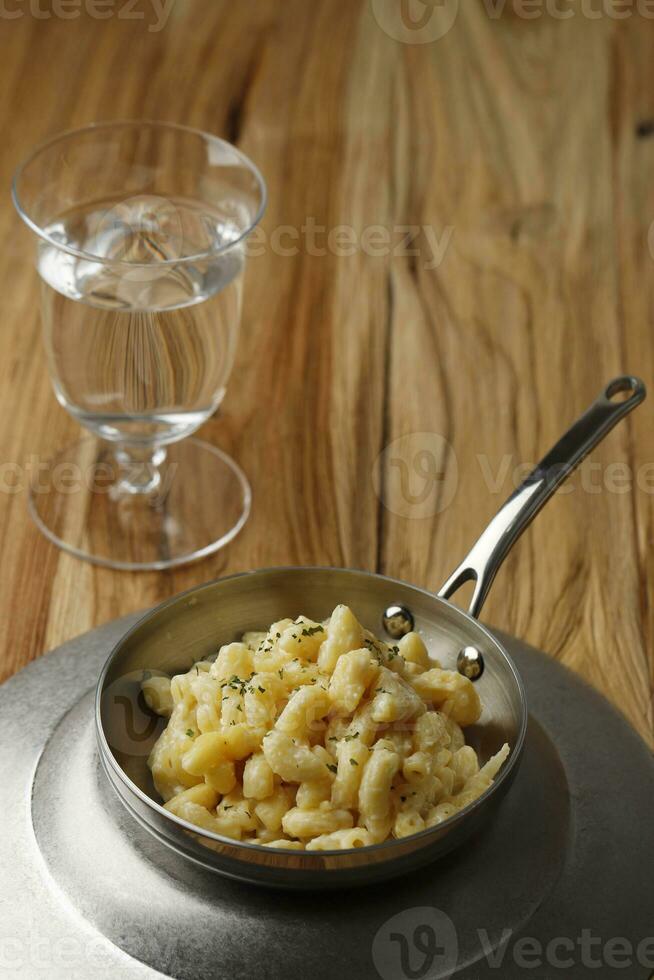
437,376 -> 646,619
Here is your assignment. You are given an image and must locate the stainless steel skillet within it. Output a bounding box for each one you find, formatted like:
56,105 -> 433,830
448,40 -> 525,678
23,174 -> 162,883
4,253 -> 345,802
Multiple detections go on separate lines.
97,376 -> 645,888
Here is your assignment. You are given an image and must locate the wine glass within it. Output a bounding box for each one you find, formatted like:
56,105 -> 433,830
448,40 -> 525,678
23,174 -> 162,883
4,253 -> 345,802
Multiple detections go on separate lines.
12,121 -> 266,570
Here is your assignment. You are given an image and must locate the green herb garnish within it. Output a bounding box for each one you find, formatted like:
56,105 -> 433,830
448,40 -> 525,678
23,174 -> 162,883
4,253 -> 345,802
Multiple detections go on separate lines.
301,625 -> 325,637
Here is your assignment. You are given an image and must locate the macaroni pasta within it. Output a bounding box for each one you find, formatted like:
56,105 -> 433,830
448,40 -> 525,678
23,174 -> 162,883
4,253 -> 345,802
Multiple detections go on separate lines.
143,606 -> 509,850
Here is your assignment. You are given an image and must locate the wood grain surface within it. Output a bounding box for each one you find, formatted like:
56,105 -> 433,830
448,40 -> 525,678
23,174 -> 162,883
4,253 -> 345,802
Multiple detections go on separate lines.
0,0 -> 652,749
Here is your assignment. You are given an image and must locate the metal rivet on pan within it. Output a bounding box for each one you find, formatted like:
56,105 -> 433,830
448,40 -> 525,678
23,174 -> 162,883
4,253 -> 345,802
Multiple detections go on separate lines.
382,605 -> 414,639
457,646 -> 485,681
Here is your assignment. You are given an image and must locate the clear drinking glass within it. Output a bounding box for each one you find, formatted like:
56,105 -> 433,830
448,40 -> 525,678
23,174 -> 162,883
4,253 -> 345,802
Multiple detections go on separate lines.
13,121 -> 266,570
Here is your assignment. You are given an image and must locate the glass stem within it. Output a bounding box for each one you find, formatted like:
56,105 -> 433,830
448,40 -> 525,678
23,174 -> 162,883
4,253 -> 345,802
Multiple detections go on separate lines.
112,444 -> 167,498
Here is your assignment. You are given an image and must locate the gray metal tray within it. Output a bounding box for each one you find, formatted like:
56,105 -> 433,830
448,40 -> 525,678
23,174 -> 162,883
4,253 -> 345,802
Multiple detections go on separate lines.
1,614 -> 653,980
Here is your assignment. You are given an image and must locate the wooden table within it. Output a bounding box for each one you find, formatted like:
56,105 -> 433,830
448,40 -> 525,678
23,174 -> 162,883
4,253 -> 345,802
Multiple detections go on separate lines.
0,0 -> 652,749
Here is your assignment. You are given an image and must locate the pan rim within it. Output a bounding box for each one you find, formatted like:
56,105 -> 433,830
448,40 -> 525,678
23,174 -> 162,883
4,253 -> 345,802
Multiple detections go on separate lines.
95,565 -> 529,865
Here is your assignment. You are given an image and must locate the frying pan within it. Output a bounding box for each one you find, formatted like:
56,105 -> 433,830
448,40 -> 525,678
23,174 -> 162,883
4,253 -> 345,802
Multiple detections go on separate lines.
97,376 -> 646,888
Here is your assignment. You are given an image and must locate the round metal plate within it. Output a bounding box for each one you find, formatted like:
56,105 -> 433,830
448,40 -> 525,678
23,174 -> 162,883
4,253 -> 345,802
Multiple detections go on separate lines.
1,615 -> 653,979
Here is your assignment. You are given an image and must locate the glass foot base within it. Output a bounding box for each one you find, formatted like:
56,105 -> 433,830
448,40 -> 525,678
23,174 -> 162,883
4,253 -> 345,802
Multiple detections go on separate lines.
28,438 -> 251,571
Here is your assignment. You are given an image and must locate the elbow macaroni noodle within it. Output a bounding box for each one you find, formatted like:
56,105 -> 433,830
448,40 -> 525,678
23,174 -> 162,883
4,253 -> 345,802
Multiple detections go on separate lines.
143,605 -> 509,850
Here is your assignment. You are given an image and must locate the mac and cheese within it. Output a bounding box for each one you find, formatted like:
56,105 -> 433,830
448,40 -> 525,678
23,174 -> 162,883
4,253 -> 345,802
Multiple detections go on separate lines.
143,606 -> 509,850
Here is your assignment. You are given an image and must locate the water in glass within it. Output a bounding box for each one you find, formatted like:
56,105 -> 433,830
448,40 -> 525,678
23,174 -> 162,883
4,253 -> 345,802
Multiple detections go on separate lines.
38,194 -> 245,446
